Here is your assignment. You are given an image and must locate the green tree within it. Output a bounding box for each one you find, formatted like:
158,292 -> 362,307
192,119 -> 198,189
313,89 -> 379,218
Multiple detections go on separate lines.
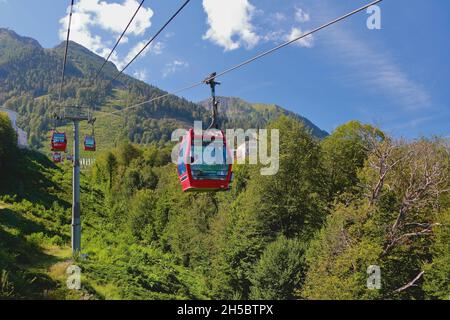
165,193 -> 218,268
302,137 -> 449,300
423,208 -> 450,299
0,112 -> 17,170
249,236 -> 306,300
256,115 -> 327,240
129,189 -> 157,242
301,201 -> 383,300
208,116 -> 327,299
92,151 -> 118,190
105,152 -> 118,190
116,142 -> 142,166
321,121 -> 384,199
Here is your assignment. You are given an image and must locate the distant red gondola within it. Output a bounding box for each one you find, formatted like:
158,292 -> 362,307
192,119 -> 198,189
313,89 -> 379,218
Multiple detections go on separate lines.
52,152 -> 62,163
84,135 -> 96,152
51,131 -> 67,152
177,129 -> 232,192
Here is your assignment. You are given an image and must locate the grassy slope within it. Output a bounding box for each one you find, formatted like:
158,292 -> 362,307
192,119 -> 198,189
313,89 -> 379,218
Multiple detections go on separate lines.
0,151 -> 82,299
0,149 -> 206,300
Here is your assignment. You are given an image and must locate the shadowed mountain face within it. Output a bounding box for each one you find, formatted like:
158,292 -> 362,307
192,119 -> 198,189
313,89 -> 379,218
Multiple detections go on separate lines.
0,28 -> 327,149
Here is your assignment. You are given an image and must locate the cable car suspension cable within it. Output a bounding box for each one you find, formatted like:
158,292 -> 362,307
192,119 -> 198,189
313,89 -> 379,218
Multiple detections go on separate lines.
58,0 -> 75,103
94,0 -> 146,81
108,0 -> 192,86
98,0 -> 383,118
212,0 -> 383,81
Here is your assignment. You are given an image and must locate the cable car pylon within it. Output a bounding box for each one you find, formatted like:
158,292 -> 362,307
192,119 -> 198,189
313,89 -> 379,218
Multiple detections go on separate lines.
97,0 -> 384,119
59,106 -> 94,256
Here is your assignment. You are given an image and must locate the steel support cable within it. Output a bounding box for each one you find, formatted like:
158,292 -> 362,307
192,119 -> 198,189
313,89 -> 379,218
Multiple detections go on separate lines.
212,0 -> 383,81
98,0 -> 383,118
58,0 -> 75,103
108,0 -> 192,86
102,81 -> 203,117
94,0 -> 146,81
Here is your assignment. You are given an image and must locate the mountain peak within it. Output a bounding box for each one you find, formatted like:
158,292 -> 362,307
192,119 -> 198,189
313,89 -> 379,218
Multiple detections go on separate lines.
52,40 -> 120,79
0,28 -> 42,48
54,40 -> 94,54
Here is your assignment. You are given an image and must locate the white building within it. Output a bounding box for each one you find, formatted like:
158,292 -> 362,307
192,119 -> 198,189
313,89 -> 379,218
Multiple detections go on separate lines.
0,107 -> 28,148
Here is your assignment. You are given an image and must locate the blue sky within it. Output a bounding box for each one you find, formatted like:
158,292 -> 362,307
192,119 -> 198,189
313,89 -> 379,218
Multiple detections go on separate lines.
0,0 -> 449,138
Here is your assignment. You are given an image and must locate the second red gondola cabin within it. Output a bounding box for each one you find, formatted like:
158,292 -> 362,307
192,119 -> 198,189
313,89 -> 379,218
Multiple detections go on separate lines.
52,152 -> 62,163
84,136 -> 96,152
51,131 -> 67,152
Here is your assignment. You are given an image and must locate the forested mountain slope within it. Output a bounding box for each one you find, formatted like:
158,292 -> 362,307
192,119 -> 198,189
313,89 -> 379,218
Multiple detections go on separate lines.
0,28 -> 207,149
0,28 -> 326,151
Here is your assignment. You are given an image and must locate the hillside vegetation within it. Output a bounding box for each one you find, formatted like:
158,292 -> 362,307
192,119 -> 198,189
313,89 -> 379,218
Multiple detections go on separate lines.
0,112 -> 205,299
1,111 -> 448,300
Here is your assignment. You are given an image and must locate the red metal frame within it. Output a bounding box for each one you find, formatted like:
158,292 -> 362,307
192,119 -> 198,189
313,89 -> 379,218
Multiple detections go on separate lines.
177,129 -> 232,192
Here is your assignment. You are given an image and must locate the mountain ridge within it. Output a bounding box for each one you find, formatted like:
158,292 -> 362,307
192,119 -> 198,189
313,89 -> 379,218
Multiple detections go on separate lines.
0,27 -> 328,149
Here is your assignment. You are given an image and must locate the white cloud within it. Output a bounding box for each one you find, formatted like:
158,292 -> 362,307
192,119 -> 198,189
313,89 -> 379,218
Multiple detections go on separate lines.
124,40 -> 164,64
164,31 -> 175,39
133,69 -> 148,81
73,0 -> 152,36
326,27 -> 431,110
59,0 -> 154,69
273,12 -> 286,22
390,115 -> 435,131
294,7 -> 310,23
261,5 -> 313,49
284,27 -> 314,48
202,0 -> 260,51
163,60 -> 189,78
262,29 -> 285,43
148,41 -> 164,55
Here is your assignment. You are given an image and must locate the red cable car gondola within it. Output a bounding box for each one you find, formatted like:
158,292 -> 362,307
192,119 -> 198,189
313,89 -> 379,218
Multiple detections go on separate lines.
84,119 -> 96,152
177,129 -> 232,192
52,152 -> 62,163
84,136 -> 96,152
51,131 -> 67,152
177,73 -> 233,192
